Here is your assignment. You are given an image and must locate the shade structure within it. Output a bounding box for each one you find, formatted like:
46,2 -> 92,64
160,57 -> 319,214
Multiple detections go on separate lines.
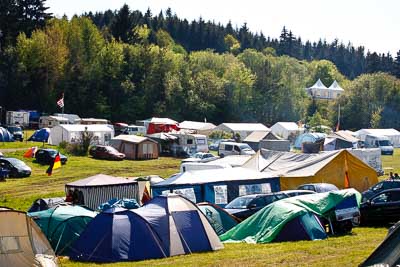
28,205 -> 96,255
69,194 -> 223,262
65,174 -> 139,210
0,208 -> 58,267
243,149 -> 378,192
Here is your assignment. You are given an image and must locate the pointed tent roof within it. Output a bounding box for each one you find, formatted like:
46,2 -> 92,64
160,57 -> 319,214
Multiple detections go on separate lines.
307,79 -> 328,90
328,80 -> 344,91
66,174 -> 137,187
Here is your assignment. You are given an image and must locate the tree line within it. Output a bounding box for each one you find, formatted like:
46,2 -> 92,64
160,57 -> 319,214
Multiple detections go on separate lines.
84,5 -> 400,80
1,1 -> 400,131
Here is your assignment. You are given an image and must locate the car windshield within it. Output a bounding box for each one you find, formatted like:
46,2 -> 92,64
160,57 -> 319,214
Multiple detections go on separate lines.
6,158 -> 25,167
225,197 -> 253,209
106,147 -> 119,153
47,150 -> 58,156
318,184 -> 339,192
378,140 -> 391,146
239,144 -> 252,150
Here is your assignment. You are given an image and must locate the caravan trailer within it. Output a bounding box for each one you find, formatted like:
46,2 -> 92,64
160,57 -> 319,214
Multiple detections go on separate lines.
171,133 -> 209,155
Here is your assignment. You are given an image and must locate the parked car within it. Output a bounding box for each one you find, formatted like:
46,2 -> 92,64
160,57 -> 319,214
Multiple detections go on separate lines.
89,145 -> 125,160
35,149 -> 67,165
209,139 -> 235,151
6,125 -> 24,141
362,180 -> 400,202
281,190 -> 316,197
297,183 -> 339,193
224,192 -> 288,219
0,157 -> 31,178
218,142 -> 255,157
181,152 -> 219,163
360,189 -> 400,225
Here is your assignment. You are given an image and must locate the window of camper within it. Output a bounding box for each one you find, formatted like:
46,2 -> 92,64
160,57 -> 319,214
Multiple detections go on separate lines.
239,183 -> 271,196
173,188 -> 196,203
197,138 -> 206,145
214,185 -> 228,204
0,236 -> 21,254
187,139 -> 193,145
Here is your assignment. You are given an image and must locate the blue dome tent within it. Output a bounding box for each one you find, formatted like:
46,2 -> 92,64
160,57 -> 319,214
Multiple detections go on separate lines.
69,194 -> 223,262
28,128 -> 50,142
0,127 -> 14,142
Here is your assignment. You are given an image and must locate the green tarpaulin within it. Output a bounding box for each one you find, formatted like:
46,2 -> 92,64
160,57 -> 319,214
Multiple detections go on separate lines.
28,205 -> 96,255
220,189 -> 361,243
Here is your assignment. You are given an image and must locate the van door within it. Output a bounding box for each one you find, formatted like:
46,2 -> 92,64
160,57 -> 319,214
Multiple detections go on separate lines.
233,145 -> 241,155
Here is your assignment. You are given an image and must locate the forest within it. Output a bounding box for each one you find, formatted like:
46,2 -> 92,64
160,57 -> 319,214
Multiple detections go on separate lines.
1,1 -> 400,130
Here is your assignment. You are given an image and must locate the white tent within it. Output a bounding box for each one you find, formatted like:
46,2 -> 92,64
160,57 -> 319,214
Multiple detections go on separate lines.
179,121 -> 216,135
355,128 -> 400,147
270,122 -> 303,140
213,123 -> 270,140
48,124 -> 114,146
0,208 -> 58,267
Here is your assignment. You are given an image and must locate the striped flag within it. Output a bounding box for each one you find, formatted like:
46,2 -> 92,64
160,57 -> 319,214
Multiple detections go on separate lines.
46,152 -> 62,176
57,94 -> 64,108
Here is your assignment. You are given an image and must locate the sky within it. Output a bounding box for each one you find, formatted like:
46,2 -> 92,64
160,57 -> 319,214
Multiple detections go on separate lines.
47,0 -> 400,56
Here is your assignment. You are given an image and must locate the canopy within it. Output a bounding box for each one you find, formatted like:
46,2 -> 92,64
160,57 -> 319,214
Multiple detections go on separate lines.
65,174 -> 139,210
152,167 -> 280,206
243,149 -> 378,192
220,189 -> 360,243
328,80 -> 344,91
307,79 -> 328,90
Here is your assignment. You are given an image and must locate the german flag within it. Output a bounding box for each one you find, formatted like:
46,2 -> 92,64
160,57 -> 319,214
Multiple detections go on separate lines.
46,153 -> 62,176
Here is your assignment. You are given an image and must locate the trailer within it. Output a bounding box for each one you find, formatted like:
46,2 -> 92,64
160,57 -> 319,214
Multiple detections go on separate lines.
6,111 -> 29,127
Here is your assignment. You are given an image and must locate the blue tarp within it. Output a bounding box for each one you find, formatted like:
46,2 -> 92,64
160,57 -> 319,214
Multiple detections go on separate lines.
28,128 -> 50,142
0,127 -> 14,142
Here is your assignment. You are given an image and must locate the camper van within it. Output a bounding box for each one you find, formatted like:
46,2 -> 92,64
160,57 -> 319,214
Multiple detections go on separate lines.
365,134 -> 394,155
218,142 -> 256,157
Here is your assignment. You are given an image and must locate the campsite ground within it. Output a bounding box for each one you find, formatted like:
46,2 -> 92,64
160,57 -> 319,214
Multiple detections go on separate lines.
0,140 -> 398,266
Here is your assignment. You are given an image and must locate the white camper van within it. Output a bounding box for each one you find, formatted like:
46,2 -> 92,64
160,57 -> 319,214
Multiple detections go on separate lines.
364,134 -> 394,155
218,141 -> 256,157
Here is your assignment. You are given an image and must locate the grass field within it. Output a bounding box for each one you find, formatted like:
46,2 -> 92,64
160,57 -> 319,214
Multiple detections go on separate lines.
0,145 -> 398,266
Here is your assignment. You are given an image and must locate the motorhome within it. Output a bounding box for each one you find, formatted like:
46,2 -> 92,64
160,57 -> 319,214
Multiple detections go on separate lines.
218,142 -> 256,157
364,134 -> 394,155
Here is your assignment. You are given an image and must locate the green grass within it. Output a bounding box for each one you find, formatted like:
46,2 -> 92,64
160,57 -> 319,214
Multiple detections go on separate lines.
1,147 -> 398,266
0,150 -> 180,211
59,227 -> 387,267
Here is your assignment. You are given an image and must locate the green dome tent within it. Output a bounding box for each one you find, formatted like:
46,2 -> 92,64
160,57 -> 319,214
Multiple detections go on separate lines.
220,189 -> 360,243
28,205 -> 96,255
198,202 -> 240,235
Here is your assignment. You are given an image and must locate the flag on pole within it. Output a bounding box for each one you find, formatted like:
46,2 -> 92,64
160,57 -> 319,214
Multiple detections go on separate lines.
46,152 -> 62,176
57,94 -> 64,108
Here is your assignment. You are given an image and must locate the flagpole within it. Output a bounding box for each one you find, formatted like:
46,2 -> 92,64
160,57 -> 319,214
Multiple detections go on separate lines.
61,92 -> 64,142
337,104 -> 340,131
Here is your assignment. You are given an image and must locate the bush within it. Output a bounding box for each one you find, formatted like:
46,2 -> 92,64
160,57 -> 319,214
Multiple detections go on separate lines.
209,131 -> 233,139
